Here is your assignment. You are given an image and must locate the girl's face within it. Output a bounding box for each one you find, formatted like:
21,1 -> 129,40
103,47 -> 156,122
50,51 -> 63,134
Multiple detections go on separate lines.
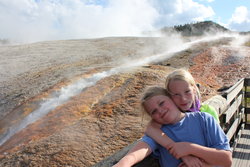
143,95 -> 181,124
168,80 -> 196,111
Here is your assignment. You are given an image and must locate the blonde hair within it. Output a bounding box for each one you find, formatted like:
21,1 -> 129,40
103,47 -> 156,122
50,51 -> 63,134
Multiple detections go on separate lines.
140,86 -> 169,115
165,69 -> 201,101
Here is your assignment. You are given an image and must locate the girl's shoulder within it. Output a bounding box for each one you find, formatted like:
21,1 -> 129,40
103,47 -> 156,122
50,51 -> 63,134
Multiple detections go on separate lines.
200,104 -> 220,123
185,111 -> 206,120
185,111 -> 213,122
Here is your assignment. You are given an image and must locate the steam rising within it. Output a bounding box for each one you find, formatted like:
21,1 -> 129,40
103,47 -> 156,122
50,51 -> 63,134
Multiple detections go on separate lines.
0,33 -> 249,146
0,71 -> 109,146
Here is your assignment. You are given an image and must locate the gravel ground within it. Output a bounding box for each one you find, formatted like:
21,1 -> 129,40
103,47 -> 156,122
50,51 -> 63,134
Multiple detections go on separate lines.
0,36 -> 249,167
0,37 -> 172,119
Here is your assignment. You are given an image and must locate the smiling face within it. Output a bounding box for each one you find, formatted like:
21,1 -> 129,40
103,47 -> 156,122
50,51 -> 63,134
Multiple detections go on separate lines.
168,79 -> 196,111
143,95 -> 182,124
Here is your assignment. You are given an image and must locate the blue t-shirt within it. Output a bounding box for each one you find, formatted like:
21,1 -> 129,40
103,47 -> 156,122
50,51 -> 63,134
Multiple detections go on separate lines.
142,112 -> 230,167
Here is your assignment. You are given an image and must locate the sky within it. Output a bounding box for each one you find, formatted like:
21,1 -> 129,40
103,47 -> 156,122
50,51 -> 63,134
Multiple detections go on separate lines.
0,0 -> 249,43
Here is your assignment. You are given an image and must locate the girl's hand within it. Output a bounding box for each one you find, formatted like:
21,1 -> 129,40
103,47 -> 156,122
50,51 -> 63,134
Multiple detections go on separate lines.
168,142 -> 191,159
145,120 -> 161,137
112,163 -> 130,167
180,156 -> 212,167
146,120 -> 162,130
181,155 -> 203,167
178,162 -> 187,167
145,120 -> 175,150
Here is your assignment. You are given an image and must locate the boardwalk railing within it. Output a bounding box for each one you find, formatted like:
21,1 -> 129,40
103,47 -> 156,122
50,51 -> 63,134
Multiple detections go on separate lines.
93,78 -> 250,167
219,78 -> 247,150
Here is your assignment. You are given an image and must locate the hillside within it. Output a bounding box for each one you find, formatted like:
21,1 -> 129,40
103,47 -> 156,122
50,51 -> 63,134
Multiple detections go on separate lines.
161,21 -> 230,36
0,33 -> 250,166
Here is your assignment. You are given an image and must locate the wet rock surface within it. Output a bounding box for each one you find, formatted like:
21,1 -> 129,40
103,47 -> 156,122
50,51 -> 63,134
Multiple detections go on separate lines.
0,36 -> 249,166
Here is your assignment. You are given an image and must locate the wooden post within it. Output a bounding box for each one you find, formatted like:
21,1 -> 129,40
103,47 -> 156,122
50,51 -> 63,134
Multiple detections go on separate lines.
244,78 -> 250,124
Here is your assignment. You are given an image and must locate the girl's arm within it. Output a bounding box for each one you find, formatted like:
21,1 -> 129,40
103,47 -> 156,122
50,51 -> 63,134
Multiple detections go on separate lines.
146,121 -> 208,167
112,141 -> 152,167
145,120 -> 174,149
168,142 -> 232,167
180,155 -> 212,167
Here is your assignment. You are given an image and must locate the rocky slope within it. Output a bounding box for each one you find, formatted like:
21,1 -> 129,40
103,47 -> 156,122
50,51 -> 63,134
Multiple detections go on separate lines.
0,35 -> 250,166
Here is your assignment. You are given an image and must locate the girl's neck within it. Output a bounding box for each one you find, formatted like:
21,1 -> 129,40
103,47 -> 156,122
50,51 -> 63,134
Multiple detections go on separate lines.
189,97 -> 201,112
172,112 -> 185,124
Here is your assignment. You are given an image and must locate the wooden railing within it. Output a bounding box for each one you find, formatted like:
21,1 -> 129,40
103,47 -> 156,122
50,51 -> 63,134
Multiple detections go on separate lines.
220,78 -> 246,151
244,78 -> 250,123
93,78 -> 250,167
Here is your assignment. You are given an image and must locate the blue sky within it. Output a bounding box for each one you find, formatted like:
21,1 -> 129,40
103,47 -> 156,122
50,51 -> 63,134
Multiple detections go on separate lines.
197,0 -> 250,25
0,0 -> 249,43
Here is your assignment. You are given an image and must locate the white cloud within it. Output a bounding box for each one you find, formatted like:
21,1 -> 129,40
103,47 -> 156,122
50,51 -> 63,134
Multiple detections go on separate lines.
230,6 -> 249,24
150,0 -> 215,26
0,0 -> 159,43
0,0 -> 216,43
228,6 -> 250,32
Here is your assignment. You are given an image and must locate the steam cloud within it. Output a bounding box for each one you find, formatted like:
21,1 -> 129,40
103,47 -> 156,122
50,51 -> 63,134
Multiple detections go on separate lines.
1,0 -> 249,43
